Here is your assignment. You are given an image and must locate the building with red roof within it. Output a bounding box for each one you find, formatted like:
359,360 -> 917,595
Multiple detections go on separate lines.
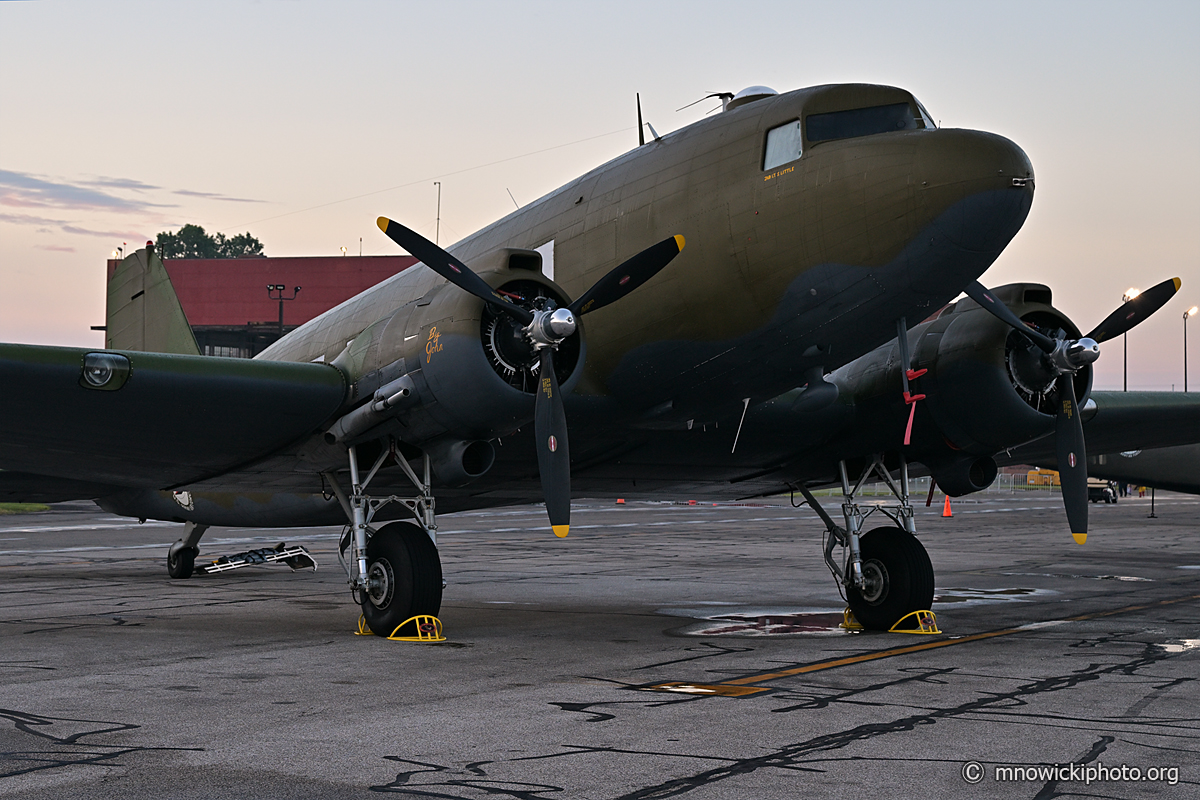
105,255 -> 416,357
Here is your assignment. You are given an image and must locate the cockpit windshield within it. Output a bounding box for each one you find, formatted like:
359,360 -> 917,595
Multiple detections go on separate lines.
806,102 -> 923,143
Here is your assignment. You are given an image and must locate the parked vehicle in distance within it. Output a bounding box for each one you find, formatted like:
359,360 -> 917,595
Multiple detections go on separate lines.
1087,478 -> 1118,504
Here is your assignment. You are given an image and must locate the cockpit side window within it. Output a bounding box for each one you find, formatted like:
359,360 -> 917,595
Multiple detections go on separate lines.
763,120 -> 803,171
806,102 -> 921,144
916,100 -> 936,129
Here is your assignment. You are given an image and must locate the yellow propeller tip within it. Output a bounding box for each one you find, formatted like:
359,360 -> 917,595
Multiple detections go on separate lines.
673,234 -> 686,251
376,217 -> 390,232
552,525 -> 570,538
1173,277 -> 1182,291
1072,533 -> 1087,545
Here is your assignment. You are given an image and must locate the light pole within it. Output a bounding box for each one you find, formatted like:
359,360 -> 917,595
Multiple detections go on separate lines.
434,181 -> 441,245
1123,288 -> 1141,391
267,284 -> 301,337
1186,306 -> 1199,392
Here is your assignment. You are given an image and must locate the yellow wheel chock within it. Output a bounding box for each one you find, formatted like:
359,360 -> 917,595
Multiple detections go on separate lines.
355,614 -> 446,642
841,608 -> 941,634
889,609 -> 941,634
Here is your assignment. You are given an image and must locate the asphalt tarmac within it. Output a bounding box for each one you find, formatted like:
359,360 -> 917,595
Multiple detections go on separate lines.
1,491 -> 1197,799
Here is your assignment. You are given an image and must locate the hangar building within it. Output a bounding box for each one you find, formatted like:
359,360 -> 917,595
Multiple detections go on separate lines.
104,254 -> 416,357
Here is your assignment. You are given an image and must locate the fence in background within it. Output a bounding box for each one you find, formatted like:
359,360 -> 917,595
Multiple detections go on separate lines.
808,473 -> 1062,498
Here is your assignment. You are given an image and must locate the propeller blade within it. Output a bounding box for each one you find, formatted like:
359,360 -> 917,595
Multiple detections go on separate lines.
377,217 -> 533,325
534,348 -> 571,537
1086,277 -> 1181,344
569,235 -> 685,317
963,281 -> 1058,353
1054,372 -> 1088,544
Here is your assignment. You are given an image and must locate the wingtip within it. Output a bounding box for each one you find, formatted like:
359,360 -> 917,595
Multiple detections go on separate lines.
376,217 -> 390,233
673,234 -> 686,251
1072,533 -> 1087,545
552,525 -> 570,538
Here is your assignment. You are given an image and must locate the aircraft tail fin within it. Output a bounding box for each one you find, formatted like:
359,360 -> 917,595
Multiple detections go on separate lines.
105,243 -> 201,355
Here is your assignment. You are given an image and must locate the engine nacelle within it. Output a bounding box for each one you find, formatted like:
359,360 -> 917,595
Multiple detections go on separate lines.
322,258 -> 584,469
912,283 -> 1090,455
828,282 -> 1091,485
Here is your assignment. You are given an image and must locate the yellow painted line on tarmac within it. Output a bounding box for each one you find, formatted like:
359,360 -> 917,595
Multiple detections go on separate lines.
720,628 -> 1017,685
663,592 -> 1200,692
646,682 -> 771,697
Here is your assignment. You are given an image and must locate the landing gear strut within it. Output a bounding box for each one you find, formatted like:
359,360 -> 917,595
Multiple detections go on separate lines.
796,454 -> 934,630
167,521 -> 208,579
323,439 -> 443,636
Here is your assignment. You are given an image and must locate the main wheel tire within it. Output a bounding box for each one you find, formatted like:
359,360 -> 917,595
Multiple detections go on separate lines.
167,547 -> 197,579
845,527 -> 934,631
360,521 -> 443,637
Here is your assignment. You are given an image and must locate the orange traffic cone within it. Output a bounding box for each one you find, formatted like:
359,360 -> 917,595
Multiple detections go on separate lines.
942,495 -> 953,517
616,498 -> 625,505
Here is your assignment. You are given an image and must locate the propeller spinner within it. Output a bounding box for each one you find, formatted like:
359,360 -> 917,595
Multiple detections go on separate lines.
964,277 -> 1180,544
377,217 -> 684,537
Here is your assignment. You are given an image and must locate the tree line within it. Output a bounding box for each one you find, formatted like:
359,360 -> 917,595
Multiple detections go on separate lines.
155,224 -> 265,259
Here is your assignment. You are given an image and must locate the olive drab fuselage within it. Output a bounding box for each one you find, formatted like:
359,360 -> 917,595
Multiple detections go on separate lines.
95,82 -> 1036,526
259,83 -> 1032,448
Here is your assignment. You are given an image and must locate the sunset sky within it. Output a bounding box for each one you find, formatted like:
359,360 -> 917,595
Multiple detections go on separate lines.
1,0 -> 1196,390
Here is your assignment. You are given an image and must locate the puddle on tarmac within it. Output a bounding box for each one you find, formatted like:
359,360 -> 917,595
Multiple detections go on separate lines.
933,587 -> 1055,605
662,587 -> 1050,636
1158,639 -> 1200,654
1002,571 -> 1153,582
660,607 -> 852,637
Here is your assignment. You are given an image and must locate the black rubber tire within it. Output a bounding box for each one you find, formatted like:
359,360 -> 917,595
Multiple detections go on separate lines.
167,547 -> 197,579
845,527 -> 934,631
360,521 -> 443,637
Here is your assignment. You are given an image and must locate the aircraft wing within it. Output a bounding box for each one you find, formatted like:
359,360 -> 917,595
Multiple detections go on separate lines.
1021,391 -> 1200,494
0,343 -> 346,495
1077,391 -> 1200,453
999,390 -> 1200,468
0,471 -> 129,503
1085,442 -> 1200,495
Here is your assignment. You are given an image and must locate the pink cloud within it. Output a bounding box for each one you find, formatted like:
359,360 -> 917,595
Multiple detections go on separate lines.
0,169 -> 168,213
62,224 -> 147,239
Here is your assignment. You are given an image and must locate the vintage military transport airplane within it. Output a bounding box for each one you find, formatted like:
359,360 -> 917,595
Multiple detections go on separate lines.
2,83 -> 1195,635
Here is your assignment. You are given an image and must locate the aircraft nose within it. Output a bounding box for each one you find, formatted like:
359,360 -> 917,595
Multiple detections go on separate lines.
916,129 -> 1034,253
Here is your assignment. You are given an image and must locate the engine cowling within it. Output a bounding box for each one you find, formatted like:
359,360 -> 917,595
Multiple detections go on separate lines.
828,282 -> 1090,494
912,283 -> 1090,455
324,263 -> 584,458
